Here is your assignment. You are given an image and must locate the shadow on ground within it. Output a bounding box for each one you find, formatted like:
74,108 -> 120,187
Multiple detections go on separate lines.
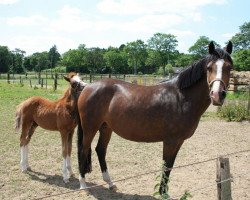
27,170 -> 157,200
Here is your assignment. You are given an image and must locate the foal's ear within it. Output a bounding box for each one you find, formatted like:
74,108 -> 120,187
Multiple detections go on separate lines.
63,75 -> 70,82
208,41 -> 215,54
224,41 -> 233,54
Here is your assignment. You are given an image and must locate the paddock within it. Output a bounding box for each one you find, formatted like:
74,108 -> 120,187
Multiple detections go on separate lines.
0,83 -> 249,200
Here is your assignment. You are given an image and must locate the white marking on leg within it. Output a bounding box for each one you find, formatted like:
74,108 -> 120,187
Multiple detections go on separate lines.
62,158 -> 69,183
20,146 -> 27,172
212,59 -> 224,92
25,145 -> 30,170
66,156 -> 74,177
102,170 -> 114,188
79,175 -> 87,189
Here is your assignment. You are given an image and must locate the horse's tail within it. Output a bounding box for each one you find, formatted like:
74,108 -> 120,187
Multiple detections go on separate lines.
15,103 -> 23,132
76,108 -> 92,175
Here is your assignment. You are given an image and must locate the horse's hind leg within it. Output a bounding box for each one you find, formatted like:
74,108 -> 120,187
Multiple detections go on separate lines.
60,131 -> 71,183
96,124 -> 117,191
66,130 -> 74,178
20,121 -> 37,172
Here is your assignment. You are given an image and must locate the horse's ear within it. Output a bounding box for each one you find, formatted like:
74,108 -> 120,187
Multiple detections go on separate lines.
225,41 -> 233,54
63,75 -> 70,82
208,41 -> 215,54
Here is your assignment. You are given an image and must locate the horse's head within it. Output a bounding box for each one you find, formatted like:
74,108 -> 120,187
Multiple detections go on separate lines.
64,72 -> 87,93
206,41 -> 233,106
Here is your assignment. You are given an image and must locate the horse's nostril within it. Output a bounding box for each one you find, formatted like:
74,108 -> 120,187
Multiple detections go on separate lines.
221,90 -> 227,99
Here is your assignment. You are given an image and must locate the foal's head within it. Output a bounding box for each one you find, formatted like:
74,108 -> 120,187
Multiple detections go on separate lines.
64,72 -> 87,95
206,41 -> 233,106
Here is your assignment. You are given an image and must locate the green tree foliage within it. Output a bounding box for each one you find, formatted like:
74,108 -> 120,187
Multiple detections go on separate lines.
29,52 -> 50,72
188,36 -> 220,60
104,47 -> 129,74
231,21 -> 250,51
148,33 -> 178,75
174,53 -> 194,67
233,49 -> 250,71
10,48 -> 26,73
62,45 -> 88,73
85,47 -> 105,73
125,40 -> 148,74
0,46 -> 12,73
48,45 -> 61,69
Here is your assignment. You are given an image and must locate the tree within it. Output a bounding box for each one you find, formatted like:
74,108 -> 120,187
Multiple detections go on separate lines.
231,21 -> 250,51
0,46 -> 12,73
148,33 -> 178,75
189,36 -> 220,60
48,45 -> 61,69
174,53 -> 194,68
61,45 -> 88,73
10,48 -> 26,73
125,40 -> 148,74
85,47 -> 105,73
30,52 -> 50,72
104,47 -> 128,74
233,49 -> 250,71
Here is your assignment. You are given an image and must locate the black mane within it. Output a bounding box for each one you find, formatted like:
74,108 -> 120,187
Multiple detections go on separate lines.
177,48 -> 233,90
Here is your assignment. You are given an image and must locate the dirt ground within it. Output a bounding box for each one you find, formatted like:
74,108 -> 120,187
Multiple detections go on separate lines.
0,106 -> 249,200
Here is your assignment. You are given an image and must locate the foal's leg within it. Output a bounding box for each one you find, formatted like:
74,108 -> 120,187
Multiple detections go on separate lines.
66,130 -> 74,177
96,125 -> 117,191
20,121 -> 37,172
60,131 -> 71,183
160,140 -> 184,195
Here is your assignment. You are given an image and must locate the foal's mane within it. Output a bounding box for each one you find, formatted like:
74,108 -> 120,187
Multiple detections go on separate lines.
177,48 -> 233,90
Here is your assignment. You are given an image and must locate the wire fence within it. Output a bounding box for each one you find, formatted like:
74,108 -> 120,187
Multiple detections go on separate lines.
33,149 -> 249,200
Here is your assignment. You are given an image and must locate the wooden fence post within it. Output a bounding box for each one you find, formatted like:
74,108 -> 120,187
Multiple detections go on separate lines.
29,79 -> 32,88
216,157 -> 232,200
7,73 -> 10,84
54,73 -> 58,90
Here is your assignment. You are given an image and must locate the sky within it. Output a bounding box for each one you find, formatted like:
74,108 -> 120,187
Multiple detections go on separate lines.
0,0 -> 249,55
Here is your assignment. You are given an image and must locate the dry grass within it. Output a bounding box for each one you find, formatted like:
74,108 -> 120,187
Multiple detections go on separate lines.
0,84 -> 249,200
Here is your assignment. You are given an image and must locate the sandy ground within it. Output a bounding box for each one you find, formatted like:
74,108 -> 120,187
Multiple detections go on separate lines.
0,110 -> 249,200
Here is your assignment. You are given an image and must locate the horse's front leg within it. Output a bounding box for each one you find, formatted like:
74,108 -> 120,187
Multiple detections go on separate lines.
160,140 -> 184,195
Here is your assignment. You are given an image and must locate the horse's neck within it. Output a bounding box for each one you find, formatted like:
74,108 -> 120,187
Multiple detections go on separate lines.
181,76 -> 211,115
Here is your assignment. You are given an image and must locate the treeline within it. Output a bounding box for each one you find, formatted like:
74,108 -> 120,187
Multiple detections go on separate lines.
0,22 -> 249,75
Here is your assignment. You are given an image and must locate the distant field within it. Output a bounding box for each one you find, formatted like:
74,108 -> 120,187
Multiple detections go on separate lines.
0,83 -> 249,200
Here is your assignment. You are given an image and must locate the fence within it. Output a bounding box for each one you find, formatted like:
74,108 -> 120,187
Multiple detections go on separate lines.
32,149 -> 249,200
0,72 -> 249,91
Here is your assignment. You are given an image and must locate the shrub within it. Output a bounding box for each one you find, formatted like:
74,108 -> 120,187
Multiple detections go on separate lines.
217,103 -> 249,122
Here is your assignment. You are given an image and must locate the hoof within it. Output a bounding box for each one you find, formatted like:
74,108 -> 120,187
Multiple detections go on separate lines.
63,178 -> 70,183
21,169 -> 28,173
80,188 -> 90,196
109,185 -> 118,192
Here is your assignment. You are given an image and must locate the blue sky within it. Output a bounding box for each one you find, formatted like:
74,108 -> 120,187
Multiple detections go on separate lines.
0,0 -> 249,55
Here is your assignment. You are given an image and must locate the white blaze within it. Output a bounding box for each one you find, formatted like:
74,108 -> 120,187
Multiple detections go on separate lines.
212,59 -> 224,92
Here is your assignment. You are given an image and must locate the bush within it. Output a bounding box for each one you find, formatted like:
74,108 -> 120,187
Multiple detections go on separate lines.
217,103 -> 249,122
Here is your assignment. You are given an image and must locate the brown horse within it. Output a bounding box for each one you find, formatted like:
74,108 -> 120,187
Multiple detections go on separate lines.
73,41 -> 233,193
15,73 -> 87,183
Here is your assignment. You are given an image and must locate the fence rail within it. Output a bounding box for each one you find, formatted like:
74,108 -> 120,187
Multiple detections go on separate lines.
0,73 -> 249,92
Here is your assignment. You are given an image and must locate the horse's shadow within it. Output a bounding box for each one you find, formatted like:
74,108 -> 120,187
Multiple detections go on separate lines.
27,170 -> 157,200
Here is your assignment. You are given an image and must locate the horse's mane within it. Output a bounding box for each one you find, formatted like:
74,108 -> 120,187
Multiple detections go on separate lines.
177,48 -> 233,90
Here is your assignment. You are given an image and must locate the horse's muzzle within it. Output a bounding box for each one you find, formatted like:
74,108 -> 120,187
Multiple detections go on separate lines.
210,90 -> 226,106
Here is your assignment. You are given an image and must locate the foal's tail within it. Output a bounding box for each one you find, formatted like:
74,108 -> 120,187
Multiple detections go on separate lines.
15,103 -> 23,132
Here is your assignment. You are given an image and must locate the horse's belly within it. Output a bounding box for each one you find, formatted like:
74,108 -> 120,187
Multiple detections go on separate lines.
110,124 -> 164,142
